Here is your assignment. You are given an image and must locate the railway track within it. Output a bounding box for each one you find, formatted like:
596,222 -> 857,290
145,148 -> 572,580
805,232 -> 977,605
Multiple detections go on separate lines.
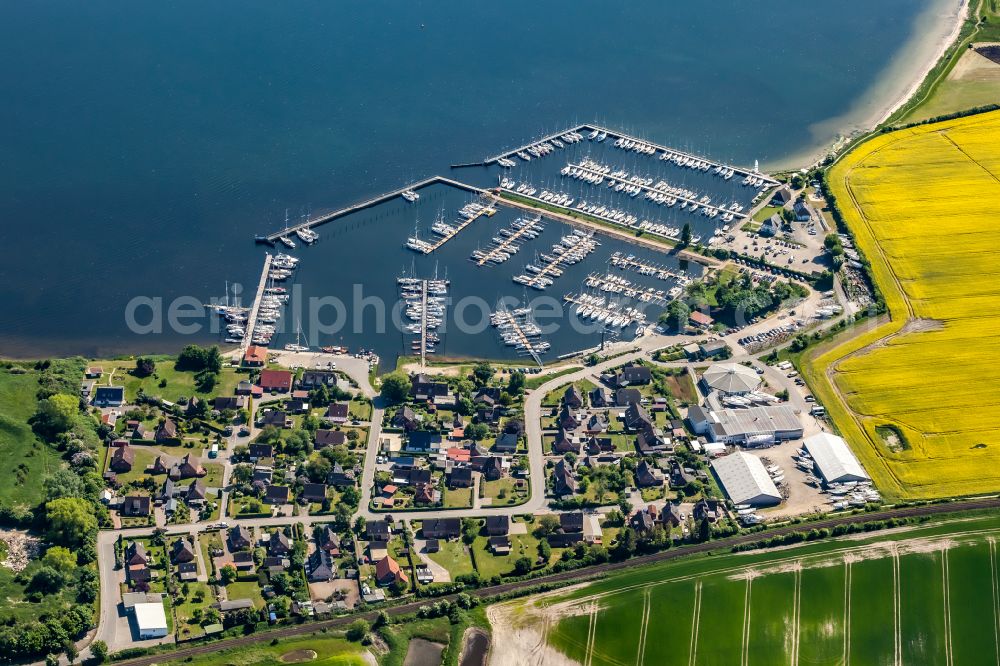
114,497 -> 1000,666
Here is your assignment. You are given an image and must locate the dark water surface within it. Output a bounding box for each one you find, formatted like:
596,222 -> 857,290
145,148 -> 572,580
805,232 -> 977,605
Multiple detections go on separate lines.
0,0 -> 939,360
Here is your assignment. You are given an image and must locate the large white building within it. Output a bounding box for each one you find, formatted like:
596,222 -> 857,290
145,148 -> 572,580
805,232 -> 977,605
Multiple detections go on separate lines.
687,404 -> 803,447
711,451 -> 782,507
133,601 -> 168,639
803,433 -> 869,485
701,363 -> 761,396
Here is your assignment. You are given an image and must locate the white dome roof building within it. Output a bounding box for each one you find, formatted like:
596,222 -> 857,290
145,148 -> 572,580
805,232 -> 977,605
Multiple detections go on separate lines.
701,363 -> 761,396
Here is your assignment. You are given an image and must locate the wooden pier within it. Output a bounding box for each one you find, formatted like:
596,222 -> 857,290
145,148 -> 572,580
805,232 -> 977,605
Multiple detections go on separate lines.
484,122 -> 780,188
567,161 -> 749,219
242,253 -> 273,352
608,253 -> 685,281
493,310 -> 543,367
263,176 -> 487,243
416,196 -> 497,255
419,280 -> 428,368
581,272 -> 669,306
475,215 -> 543,266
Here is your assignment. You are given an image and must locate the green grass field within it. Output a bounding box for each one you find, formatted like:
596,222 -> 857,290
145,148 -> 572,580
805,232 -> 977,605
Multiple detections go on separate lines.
0,367 -> 66,506
425,539 -> 475,579
102,359 -> 242,403
502,512 -> 1000,666
157,632 -> 366,666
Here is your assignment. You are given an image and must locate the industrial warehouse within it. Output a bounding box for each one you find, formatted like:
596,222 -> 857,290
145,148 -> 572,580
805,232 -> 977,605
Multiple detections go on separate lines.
710,451 -> 782,507
802,432 -> 870,485
686,403 -> 803,446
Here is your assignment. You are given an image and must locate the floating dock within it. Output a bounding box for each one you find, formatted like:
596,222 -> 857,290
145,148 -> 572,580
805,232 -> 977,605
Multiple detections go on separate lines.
566,161 -> 748,219
263,176 -> 486,243
411,196 -> 498,254
608,252 -> 687,282
562,293 -> 647,329
490,307 -> 546,367
484,123 -> 780,188
513,230 -> 598,290
242,253 -> 273,352
581,272 -> 670,306
475,215 -> 543,266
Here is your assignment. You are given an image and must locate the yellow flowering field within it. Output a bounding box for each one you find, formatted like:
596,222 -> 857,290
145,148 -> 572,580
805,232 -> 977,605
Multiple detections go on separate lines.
804,110 -> 1000,499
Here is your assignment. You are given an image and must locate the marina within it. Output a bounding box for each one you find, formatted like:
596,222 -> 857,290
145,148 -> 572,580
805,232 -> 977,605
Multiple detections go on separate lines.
608,251 -> 689,282
398,274 -> 449,366
242,253 -> 274,351
489,306 -> 549,366
484,123 -> 781,189
512,228 -> 599,290
561,292 -> 649,330
405,195 -> 498,254
580,272 -> 671,306
472,214 -> 544,266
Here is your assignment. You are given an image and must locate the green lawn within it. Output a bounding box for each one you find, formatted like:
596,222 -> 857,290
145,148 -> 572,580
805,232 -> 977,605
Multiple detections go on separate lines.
225,581 -> 265,609
425,539 -> 475,579
442,487 -> 473,509
348,401 -> 372,421
202,461 -> 224,487
109,447 -> 158,484
102,358 -> 242,404
471,533 -> 544,580
526,367 -> 579,392
0,367 -> 66,506
172,581 -> 215,640
157,632 -> 367,666
480,478 -> 528,507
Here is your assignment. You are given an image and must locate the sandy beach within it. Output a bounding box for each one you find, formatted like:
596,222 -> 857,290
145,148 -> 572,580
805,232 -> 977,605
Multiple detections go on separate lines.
773,0 -> 970,170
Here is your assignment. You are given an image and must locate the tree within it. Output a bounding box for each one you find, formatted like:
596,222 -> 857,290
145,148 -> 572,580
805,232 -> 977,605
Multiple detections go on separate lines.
346,619 -> 369,642
534,514 -> 561,536
697,517 -> 712,543
506,371 -> 525,395
659,299 -> 691,333
42,546 -> 77,573
380,373 -> 411,405
680,223 -> 692,246
134,357 -> 156,377
219,564 -> 237,585
33,394 -> 79,437
64,642 -> 78,664
176,345 -> 223,374
465,422 -> 489,441
27,566 -> 66,594
45,498 -> 96,548
90,640 -> 109,664
513,557 -> 532,575
472,362 -> 494,386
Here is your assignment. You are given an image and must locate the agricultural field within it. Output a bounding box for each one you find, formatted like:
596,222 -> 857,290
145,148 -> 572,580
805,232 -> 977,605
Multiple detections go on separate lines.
156,633 -> 368,666
490,512 -> 1000,666
804,110 -> 1000,499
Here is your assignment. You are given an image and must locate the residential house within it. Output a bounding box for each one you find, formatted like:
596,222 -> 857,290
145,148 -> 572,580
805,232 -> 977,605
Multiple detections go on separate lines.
392,406 -> 418,431
635,460 -> 664,487
481,456 -> 504,481
494,431 -> 519,453
393,467 -> 432,486
177,562 -> 198,581
422,518 -> 461,540
613,365 -> 652,387
229,525 -> 253,551
694,498 -> 722,523
552,459 -> 577,496
268,531 -> 292,556
307,549 -> 336,582
178,453 -> 205,479
489,536 -> 511,555
624,402 -> 654,434
151,456 -> 169,476
85,366 -> 103,379
375,555 -> 408,587
125,541 -> 148,566
319,527 -> 341,556
242,345 -> 268,367
301,483 -> 327,503
473,387 -> 502,405
213,395 -> 247,412
635,430 -> 667,456
265,485 -> 289,505
669,459 -> 695,489
760,213 -> 782,237
590,387 -> 613,407
407,431 -> 442,453
258,409 -> 289,429
660,503 -> 682,528
171,539 -> 195,564
414,482 -> 437,505
92,386 -> 125,407
231,551 -> 254,573
689,311 -> 714,329
366,519 -> 392,542
285,397 -> 310,414
259,369 -> 293,393
793,199 -> 812,221
586,414 -> 608,434
110,445 -> 135,473
564,385 -> 583,408
248,443 -> 273,461
557,405 -> 580,430
155,418 -> 178,443
186,480 -> 207,504
548,512 -> 585,547
314,429 -> 347,449
325,402 -> 349,423
448,467 -> 473,489
298,370 -> 338,389
157,478 -> 176,505
552,430 -> 579,455
327,463 -> 356,487
121,496 -> 151,517
485,515 -> 509,537
410,374 -> 451,401
771,185 -> 793,206
585,436 -> 614,455
264,556 -> 289,574
476,404 -> 503,425
130,423 -> 152,441
629,508 -> 657,536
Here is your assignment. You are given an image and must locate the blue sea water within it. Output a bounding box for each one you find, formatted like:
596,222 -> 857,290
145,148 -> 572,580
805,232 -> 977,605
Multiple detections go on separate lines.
0,0 -> 944,362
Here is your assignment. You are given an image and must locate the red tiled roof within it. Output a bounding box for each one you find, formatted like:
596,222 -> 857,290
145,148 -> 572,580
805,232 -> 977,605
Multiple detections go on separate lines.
259,369 -> 293,390
244,345 -> 268,364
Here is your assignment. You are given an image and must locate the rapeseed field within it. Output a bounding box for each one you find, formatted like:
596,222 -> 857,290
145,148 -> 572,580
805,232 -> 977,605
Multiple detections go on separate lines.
804,110 -> 1000,499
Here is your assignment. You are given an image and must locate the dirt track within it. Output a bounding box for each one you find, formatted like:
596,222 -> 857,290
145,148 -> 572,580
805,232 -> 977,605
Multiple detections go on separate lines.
113,497 -> 1000,666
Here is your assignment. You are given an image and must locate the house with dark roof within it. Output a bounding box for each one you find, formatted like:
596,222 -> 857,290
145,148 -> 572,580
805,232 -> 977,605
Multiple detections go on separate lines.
325,402 -> 349,423
624,402 -> 654,434
155,418 -> 178,442
422,518 -> 461,540
171,539 -> 196,563
489,535 -> 511,555
548,512 -> 585,547
307,549 -> 336,582
406,431 -> 442,453
268,531 -> 292,556
186,480 -> 207,504
410,374 -> 451,400
552,430 -> 579,455
375,555 -> 408,587
259,369 -> 293,393
615,388 -> 642,407
177,453 -> 205,479
92,386 -> 125,407
314,429 -> 347,449
392,406 -> 419,431
285,397 -> 309,414
557,405 -> 580,431
213,395 -> 247,411
265,485 -> 289,504
629,508 -> 657,535
121,496 -> 151,517
771,185 -> 793,206
494,431 -> 519,453
660,502 -> 682,528
248,443 -> 273,461
473,387 -> 502,404
552,459 -> 577,496
590,387 -> 614,407
564,385 -> 583,408
258,409 -> 289,429
481,456 -> 504,481
300,483 -> 327,503
669,459 -> 695,488
635,460 -> 664,487
229,525 -> 253,551
365,519 -> 391,542
448,467 -> 473,489
110,445 -> 135,473
125,541 -> 148,566
327,463 -> 356,487
635,430 -> 667,456
586,414 -> 608,433
476,405 -> 503,425
585,436 -> 614,455
130,423 -> 152,441
414,482 -> 437,505
694,498 -> 723,523
392,467 -> 432,486
319,527 -> 341,556
299,370 -> 339,388
485,515 -> 509,536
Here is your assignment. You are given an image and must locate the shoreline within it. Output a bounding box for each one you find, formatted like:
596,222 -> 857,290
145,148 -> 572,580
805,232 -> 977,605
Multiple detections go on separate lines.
772,0 -> 970,171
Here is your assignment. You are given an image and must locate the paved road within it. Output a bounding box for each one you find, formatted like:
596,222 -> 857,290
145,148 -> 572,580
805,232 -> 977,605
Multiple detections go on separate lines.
111,496 -> 1000,666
